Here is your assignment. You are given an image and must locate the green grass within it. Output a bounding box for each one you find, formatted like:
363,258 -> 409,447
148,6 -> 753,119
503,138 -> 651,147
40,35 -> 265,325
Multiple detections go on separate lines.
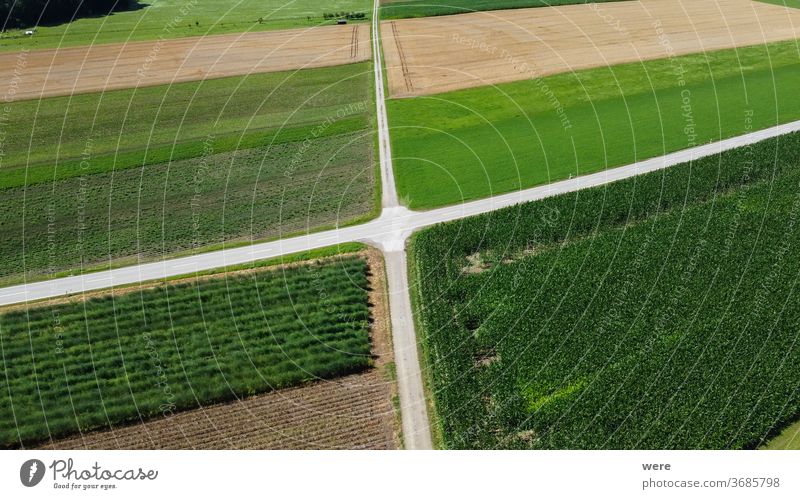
1,116 -> 365,190
381,0 -> 625,19
761,419 -> 800,450
389,40 -> 800,209
2,62 -> 372,168
174,242 -> 368,280
411,131 -> 800,449
0,255 -> 373,449
0,0 -> 371,52
757,0 -> 800,9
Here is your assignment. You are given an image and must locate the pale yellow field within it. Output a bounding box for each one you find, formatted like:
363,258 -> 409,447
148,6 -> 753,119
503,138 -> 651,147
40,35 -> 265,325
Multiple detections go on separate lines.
0,24 -> 370,101
381,0 -> 800,97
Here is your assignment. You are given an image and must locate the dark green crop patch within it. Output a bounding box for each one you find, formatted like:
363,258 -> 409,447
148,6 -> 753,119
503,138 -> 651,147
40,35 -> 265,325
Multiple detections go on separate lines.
411,131 -> 800,449
0,256 -> 372,448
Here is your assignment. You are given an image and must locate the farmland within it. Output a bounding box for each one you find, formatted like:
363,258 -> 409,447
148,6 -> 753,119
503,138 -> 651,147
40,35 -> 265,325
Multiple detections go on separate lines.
0,131 -> 375,283
381,0 -> 623,19
0,255 -> 375,449
1,62 -> 372,168
0,24 -> 370,101
381,0 -> 800,97
0,0 -> 372,52
38,248 -> 398,450
389,40 -> 800,208
411,131 -> 800,449
0,62 -> 376,283
43,371 -> 397,449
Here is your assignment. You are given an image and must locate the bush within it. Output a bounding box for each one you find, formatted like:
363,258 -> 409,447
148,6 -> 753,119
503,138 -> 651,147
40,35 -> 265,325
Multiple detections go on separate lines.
1,0 -> 137,30
322,11 -> 367,21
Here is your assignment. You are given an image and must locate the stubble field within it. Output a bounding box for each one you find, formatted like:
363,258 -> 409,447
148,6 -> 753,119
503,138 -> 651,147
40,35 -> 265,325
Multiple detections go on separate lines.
382,0 -> 800,97
0,24 -> 370,101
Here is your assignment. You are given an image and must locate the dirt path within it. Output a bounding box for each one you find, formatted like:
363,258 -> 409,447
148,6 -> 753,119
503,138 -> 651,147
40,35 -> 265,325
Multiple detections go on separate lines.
0,24 -> 370,102
381,0 -> 800,97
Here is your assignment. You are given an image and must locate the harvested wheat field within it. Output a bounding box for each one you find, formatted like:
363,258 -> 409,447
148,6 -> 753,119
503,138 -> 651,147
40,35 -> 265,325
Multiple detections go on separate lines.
35,250 -> 399,450
1,24 -> 370,101
382,0 -> 800,97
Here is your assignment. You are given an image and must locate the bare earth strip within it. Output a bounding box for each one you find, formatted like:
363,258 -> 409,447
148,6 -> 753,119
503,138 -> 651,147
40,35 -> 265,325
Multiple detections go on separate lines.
381,0 -> 800,97
1,24 -> 370,101
36,249 -> 399,450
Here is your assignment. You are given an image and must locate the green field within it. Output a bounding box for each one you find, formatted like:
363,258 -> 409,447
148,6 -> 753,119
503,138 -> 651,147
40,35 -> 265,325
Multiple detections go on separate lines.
762,419 -> 800,450
0,255 -> 372,448
381,0 -> 624,19
389,41 -> 800,209
0,0 -> 371,51
757,0 -> 800,9
411,131 -> 800,449
0,131 -> 375,283
2,62 -> 372,169
0,62 -> 377,283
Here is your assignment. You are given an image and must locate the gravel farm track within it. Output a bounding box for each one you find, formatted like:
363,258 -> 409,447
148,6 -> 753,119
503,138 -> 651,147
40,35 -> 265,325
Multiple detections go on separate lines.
0,24 -> 370,101
34,249 -> 399,450
381,0 -> 800,97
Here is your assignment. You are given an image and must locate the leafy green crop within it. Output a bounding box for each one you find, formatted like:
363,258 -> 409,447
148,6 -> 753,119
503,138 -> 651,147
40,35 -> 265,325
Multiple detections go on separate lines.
0,60 -> 377,283
411,131 -> 800,449
0,256 -> 372,448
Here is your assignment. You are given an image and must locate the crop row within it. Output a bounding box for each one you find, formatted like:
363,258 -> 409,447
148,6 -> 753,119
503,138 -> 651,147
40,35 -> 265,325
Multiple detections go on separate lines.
412,131 -> 800,449
0,256 -> 373,448
0,131 -> 375,282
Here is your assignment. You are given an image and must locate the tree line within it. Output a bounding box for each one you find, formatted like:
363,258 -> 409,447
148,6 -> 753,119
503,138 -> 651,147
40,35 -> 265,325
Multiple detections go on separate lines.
1,0 -> 137,29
